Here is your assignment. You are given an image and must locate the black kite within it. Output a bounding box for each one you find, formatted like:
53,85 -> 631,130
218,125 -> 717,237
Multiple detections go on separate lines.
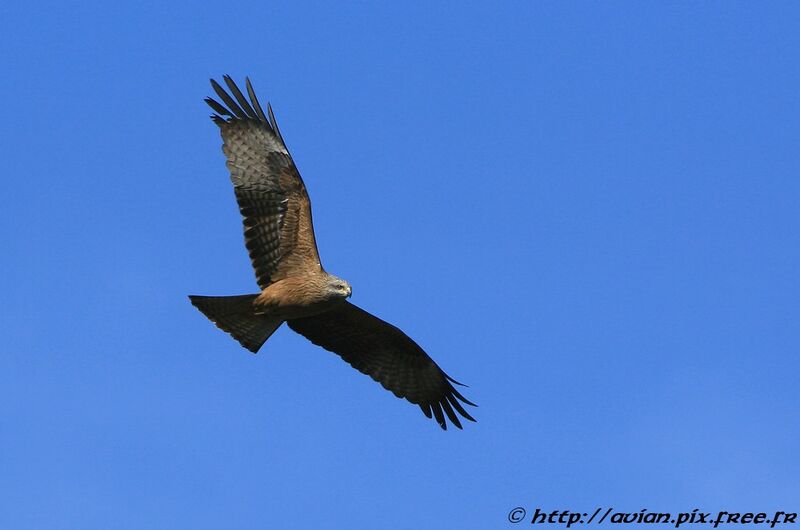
189,76 -> 476,429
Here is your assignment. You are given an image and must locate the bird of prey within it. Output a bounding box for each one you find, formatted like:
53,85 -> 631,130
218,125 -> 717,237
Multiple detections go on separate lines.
189,76 -> 476,430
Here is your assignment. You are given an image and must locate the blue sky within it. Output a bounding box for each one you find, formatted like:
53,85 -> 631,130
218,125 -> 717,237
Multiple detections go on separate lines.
1,2 -> 798,528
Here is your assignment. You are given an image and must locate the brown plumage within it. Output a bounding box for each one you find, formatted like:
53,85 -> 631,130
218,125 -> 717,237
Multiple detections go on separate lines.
189,76 -> 476,430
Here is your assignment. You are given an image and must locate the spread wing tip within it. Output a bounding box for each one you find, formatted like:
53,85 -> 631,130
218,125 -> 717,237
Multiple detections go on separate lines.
421,378 -> 477,431
206,75 -> 282,138
445,373 -> 469,387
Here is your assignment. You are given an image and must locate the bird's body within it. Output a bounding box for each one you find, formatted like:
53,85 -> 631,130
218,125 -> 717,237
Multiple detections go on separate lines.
190,76 -> 475,429
254,273 -> 351,319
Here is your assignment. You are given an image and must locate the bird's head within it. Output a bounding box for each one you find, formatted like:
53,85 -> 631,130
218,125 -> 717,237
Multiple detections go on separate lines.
324,275 -> 352,300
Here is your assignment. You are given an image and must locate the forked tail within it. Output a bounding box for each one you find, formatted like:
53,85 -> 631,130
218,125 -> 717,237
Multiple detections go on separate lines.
188,294 -> 283,353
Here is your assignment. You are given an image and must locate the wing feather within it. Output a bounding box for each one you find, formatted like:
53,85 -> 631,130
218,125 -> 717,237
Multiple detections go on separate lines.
446,394 -> 475,422
245,77 -> 269,122
267,103 -> 287,146
223,74 -> 258,118
430,402 -> 446,430
205,97 -> 233,117
287,301 -> 476,430
206,76 -> 322,288
211,78 -> 247,118
440,399 -> 462,430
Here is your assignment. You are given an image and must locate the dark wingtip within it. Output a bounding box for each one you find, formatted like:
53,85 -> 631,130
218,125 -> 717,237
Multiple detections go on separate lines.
245,76 -> 270,123
209,77 -> 223,92
447,394 -> 477,423
210,77 -> 247,118
223,74 -> 257,118
440,398 -> 463,429
205,97 -> 232,118
207,76 -> 288,148
450,385 -> 478,408
267,103 -> 287,146
430,402 -> 447,430
445,373 -> 469,387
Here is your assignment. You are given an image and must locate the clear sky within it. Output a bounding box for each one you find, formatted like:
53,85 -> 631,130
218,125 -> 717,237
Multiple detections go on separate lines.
1,2 -> 798,529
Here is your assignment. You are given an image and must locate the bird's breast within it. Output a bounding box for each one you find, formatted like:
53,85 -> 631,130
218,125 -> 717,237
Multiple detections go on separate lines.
254,276 -> 345,319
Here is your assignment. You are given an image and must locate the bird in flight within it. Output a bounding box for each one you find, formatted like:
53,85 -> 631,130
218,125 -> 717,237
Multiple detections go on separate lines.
189,76 -> 476,430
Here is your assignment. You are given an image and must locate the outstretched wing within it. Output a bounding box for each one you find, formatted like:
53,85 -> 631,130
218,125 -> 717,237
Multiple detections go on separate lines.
206,75 -> 322,289
287,302 -> 476,430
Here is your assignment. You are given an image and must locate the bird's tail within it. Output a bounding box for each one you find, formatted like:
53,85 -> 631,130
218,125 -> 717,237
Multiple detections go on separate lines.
188,294 -> 283,353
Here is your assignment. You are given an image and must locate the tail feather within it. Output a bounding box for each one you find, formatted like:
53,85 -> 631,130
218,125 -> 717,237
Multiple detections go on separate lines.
188,294 -> 282,353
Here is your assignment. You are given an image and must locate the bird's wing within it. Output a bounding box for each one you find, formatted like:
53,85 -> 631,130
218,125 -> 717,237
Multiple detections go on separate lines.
206,76 -> 322,289
287,301 -> 476,430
